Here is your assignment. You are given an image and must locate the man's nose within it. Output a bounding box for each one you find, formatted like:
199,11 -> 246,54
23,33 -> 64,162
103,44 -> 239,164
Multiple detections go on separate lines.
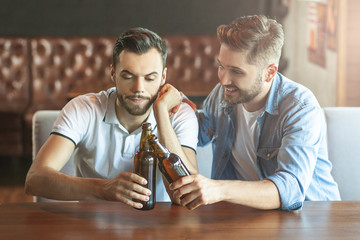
219,71 -> 231,86
133,77 -> 145,92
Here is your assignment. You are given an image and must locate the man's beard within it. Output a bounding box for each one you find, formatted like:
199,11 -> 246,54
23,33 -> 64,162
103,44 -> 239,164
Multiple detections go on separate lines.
223,72 -> 264,105
117,89 -> 160,116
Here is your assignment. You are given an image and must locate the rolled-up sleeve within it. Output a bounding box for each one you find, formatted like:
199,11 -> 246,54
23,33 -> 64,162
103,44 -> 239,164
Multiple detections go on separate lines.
267,105 -> 325,210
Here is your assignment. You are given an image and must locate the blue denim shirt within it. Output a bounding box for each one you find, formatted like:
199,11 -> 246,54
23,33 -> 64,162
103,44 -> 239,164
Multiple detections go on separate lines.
198,73 -> 341,210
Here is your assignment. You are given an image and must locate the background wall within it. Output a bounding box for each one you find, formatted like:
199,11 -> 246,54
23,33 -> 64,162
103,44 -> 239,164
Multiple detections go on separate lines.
282,1 -> 338,107
0,0 -> 264,36
1,0 -> 336,107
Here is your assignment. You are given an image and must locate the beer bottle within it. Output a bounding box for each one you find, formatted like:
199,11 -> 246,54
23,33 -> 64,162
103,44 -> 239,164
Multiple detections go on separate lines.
133,123 -> 156,210
148,134 -> 190,183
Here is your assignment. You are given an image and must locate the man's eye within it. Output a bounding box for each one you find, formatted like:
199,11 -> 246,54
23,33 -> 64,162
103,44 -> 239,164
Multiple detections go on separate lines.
121,75 -> 133,79
145,76 -> 156,81
231,70 -> 243,75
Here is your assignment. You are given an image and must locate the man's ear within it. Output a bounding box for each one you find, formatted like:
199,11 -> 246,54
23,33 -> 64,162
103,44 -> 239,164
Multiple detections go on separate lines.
161,67 -> 167,86
265,64 -> 278,83
110,64 -> 115,82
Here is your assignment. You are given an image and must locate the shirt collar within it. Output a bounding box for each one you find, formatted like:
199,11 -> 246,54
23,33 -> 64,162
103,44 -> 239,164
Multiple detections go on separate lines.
264,72 -> 281,116
104,88 -> 118,125
145,107 -> 158,132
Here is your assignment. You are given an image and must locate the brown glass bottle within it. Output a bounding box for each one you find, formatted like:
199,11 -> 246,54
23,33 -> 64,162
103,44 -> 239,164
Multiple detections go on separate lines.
133,123 -> 156,210
148,135 -> 190,183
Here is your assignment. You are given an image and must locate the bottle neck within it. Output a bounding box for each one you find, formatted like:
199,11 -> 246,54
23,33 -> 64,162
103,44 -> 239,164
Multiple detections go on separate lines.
152,141 -> 170,159
140,129 -> 152,151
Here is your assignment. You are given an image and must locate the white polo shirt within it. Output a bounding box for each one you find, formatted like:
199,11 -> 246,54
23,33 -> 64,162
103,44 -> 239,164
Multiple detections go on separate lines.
52,87 -> 198,202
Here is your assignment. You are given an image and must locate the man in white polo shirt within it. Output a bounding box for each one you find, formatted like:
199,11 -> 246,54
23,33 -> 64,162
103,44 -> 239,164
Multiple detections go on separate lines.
25,28 -> 199,209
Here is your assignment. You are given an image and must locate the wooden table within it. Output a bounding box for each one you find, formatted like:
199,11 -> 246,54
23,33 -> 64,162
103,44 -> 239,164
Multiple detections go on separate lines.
0,201 -> 359,239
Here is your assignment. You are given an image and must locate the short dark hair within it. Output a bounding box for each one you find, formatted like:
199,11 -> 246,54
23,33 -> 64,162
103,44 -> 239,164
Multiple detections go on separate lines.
217,15 -> 284,67
113,27 -> 167,69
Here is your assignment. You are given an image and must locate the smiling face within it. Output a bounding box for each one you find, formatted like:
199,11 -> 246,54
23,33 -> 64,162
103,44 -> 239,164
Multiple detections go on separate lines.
217,44 -> 266,106
111,48 -> 166,116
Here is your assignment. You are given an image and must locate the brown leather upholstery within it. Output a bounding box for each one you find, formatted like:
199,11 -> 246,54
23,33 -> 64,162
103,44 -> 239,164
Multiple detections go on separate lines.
0,36 -> 220,157
29,37 -> 116,111
0,38 -> 30,156
0,38 -> 30,112
164,35 -> 219,96
27,35 -> 219,105
24,37 -> 116,155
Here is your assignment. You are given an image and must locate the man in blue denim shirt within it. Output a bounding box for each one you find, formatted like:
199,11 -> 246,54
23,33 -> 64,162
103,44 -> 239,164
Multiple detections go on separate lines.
170,15 -> 340,210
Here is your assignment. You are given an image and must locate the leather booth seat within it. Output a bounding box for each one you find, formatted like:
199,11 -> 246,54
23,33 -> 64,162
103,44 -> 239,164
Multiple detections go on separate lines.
0,35 -> 219,157
23,37 -> 116,155
0,38 -> 31,156
165,36 -> 219,96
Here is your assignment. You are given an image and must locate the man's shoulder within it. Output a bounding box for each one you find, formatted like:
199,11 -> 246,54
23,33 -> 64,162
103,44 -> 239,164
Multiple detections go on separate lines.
275,74 -> 319,108
202,83 -> 224,111
173,102 -> 197,119
71,88 -> 115,109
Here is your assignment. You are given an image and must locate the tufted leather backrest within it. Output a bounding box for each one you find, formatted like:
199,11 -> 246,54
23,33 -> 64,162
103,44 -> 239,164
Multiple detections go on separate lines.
164,35 -> 219,96
28,35 -> 219,112
29,37 -> 115,112
0,38 -> 31,113
1,35 -> 220,156
21,35 -> 221,156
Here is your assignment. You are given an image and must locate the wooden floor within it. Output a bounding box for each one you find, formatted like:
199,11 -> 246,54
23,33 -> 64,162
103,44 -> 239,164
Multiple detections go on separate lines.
0,157 -> 33,204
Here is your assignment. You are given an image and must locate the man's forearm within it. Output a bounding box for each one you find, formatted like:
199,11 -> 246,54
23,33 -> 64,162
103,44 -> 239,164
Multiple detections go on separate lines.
25,166 -> 104,201
153,102 -> 199,204
153,104 -> 197,173
221,179 -> 281,209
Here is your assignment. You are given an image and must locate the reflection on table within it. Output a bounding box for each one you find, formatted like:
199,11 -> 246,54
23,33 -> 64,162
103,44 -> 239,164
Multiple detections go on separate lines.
0,201 -> 359,239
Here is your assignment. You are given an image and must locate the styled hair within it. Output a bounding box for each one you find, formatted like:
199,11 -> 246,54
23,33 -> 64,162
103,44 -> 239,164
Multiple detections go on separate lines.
217,15 -> 284,67
113,27 -> 167,69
